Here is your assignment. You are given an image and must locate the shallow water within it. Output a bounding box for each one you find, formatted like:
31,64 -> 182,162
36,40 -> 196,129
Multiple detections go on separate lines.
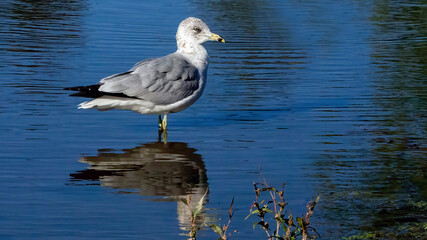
0,0 -> 426,239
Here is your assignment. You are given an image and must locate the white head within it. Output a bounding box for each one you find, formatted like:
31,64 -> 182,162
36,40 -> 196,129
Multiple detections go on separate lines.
176,17 -> 224,53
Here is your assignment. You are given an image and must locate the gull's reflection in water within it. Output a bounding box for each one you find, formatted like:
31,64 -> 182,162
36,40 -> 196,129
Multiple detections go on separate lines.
70,141 -> 210,234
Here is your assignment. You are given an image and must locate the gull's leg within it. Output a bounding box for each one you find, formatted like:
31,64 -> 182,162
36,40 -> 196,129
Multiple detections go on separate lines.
158,114 -> 167,143
162,114 -> 168,131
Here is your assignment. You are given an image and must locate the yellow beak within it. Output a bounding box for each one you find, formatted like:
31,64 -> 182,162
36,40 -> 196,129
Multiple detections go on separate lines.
210,33 -> 225,43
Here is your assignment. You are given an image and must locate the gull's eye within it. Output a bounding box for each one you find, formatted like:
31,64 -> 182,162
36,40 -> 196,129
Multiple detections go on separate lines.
193,27 -> 202,33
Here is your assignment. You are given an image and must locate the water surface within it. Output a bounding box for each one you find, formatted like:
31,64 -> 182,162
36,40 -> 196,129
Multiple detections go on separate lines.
0,0 -> 426,239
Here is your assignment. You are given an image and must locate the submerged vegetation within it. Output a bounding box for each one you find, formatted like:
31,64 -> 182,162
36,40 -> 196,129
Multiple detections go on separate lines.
342,221 -> 427,240
343,200 -> 427,240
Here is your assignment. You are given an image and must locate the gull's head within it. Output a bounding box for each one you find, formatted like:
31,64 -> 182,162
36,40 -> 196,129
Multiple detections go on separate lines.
176,17 -> 224,52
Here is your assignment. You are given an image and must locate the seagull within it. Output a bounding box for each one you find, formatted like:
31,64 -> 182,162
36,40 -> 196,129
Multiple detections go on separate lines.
65,17 -> 224,132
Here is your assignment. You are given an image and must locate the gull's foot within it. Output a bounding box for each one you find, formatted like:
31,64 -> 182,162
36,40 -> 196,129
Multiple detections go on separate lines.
158,115 -> 168,143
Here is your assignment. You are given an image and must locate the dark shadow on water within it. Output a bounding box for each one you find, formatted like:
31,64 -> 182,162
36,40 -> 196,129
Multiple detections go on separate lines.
308,1 -> 427,238
69,141 -> 211,234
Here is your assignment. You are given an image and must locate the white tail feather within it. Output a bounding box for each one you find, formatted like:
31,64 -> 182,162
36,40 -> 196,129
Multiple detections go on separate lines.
77,96 -> 155,114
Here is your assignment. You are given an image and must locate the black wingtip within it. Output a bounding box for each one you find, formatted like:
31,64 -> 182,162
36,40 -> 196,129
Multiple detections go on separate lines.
64,84 -> 138,99
64,84 -> 104,98
64,84 -> 101,91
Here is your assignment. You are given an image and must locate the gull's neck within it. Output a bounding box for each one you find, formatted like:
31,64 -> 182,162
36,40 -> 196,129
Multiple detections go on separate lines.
177,43 -> 209,70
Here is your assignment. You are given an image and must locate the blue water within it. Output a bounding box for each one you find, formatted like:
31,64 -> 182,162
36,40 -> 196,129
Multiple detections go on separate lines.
0,0 -> 426,239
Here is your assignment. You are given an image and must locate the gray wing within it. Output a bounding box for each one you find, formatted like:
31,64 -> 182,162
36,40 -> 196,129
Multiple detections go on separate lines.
98,53 -> 200,105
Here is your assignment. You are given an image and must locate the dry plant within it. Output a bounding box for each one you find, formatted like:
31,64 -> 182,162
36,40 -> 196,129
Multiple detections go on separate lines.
246,180 -> 320,240
209,197 -> 235,240
181,180 -> 319,240
180,190 -> 208,239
